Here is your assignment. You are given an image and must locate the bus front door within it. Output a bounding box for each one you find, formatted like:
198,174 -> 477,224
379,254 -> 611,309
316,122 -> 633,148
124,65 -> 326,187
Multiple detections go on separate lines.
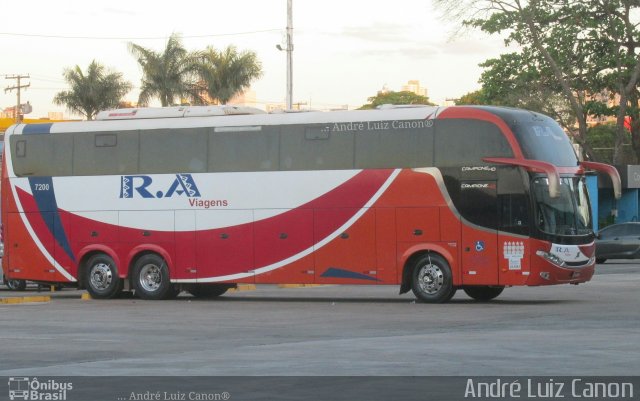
461,226 -> 499,285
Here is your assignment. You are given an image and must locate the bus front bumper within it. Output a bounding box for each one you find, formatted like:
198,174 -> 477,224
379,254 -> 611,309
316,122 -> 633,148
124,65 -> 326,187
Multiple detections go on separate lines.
527,251 -> 595,286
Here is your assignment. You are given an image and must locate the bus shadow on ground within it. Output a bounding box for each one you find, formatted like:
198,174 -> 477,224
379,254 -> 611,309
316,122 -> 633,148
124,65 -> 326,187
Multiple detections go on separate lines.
178,295 -> 578,306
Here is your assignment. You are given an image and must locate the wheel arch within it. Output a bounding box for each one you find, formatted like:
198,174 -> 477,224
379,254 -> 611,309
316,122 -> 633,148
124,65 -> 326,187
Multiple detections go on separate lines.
399,244 -> 456,294
77,245 -> 121,289
126,245 -> 173,285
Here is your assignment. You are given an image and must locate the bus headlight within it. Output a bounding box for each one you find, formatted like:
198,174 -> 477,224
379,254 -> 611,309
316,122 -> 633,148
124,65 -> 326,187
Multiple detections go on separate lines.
536,250 -> 566,267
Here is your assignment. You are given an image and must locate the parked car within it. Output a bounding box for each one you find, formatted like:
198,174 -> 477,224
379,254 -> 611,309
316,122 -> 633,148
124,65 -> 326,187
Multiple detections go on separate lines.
595,222 -> 640,263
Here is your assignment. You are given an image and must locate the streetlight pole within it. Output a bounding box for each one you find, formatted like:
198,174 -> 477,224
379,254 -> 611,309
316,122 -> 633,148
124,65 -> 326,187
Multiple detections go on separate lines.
285,0 -> 293,110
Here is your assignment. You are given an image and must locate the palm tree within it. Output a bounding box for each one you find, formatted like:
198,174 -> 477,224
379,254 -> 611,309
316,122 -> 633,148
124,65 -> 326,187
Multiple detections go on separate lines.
128,33 -> 200,106
53,61 -> 132,120
195,45 -> 263,104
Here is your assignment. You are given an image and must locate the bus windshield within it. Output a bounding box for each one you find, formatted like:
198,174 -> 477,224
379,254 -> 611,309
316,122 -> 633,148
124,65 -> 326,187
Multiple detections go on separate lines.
510,118 -> 578,167
533,177 -> 592,236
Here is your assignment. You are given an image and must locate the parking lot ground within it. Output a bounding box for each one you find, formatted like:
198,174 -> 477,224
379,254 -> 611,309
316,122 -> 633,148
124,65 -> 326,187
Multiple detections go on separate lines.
1,261 -> 639,377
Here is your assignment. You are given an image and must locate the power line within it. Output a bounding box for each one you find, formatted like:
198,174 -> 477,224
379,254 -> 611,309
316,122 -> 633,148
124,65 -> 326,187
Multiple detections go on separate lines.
0,29 -> 282,41
30,77 -> 66,84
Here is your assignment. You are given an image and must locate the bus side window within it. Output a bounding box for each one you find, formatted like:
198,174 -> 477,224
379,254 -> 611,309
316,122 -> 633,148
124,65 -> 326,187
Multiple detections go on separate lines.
434,119 -> 513,167
11,134 -> 72,177
16,140 -> 26,157
73,131 -> 139,175
458,181 -> 498,229
140,128 -> 207,174
498,168 -> 530,236
95,134 -> 117,147
210,127 -> 279,172
280,124 -> 353,170
354,122 -> 430,169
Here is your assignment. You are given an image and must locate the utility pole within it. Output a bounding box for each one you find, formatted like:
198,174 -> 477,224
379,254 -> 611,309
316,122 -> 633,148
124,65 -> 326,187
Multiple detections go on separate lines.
277,0 -> 293,110
5,74 -> 30,122
285,0 -> 293,110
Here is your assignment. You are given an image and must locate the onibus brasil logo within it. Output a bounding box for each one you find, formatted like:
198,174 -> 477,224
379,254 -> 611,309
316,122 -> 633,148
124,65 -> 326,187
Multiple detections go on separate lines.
8,377 -> 73,400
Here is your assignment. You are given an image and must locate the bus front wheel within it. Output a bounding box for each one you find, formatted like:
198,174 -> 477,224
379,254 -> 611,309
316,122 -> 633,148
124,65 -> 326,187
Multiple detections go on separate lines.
132,254 -> 173,300
85,254 -> 123,299
411,253 -> 456,303
463,286 -> 504,301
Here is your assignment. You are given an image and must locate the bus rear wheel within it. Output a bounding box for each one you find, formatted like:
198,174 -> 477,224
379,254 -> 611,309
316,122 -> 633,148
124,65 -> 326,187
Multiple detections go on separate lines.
85,254 -> 123,299
411,253 -> 456,303
463,286 -> 504,301
132,254 -> 173,300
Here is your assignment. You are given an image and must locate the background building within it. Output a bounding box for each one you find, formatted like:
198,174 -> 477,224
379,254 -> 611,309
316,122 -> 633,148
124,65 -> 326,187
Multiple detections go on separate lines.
401,80 -> 428,98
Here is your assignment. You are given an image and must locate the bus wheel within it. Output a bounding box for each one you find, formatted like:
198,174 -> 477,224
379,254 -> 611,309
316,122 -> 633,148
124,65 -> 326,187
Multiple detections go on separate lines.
132,254 -> 173,300
463,286 -> 504,301
6,279 -> 27,291
85,254 -> 123,299
188,284 -> 235,298
596,258 -> 606,264
411,253 -> 456,303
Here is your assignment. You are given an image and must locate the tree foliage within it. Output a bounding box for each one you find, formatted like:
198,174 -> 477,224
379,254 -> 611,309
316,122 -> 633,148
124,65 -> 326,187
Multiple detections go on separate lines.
129,34 -> 263,107
587,123 -> 634,164
456,89 -> 491,106
128,33 -> 200,107
194,45 -> 263,105
435,0 -> 640,163
477,52 -> 577,132
359,91 -> 435,109
53,60 -> 131,120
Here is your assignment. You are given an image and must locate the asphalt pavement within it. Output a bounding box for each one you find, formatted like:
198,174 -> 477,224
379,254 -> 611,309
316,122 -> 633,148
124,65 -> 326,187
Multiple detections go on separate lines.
0,260 -> 638,377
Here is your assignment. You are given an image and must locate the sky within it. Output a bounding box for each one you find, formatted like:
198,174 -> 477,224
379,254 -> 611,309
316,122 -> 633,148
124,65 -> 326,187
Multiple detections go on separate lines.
0,0 -> 511,119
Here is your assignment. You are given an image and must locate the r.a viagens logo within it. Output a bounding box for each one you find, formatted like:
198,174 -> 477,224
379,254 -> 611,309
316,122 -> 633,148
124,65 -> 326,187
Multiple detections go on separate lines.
120,174 -> 201,199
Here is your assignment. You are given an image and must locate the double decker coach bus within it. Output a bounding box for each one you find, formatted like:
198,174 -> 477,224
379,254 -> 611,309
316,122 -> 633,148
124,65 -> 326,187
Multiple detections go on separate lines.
0,105 -> 621,302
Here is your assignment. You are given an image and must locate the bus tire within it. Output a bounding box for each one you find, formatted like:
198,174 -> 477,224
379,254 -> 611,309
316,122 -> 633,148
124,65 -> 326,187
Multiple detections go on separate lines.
596,258 -> 606,264
188,284 -> 234,298
85,254 -> 123,299
463,286 -> 504,301
6,279 -> 27,291
411,253 -> 456,303
132,253 -> 173,300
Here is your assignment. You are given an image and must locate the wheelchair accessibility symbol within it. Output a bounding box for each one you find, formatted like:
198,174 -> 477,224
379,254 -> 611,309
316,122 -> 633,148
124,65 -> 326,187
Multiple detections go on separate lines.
475,241 -> 485,252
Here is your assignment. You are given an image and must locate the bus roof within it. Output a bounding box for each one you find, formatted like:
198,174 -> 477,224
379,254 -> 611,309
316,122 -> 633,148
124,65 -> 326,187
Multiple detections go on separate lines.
7,105 -> 442,135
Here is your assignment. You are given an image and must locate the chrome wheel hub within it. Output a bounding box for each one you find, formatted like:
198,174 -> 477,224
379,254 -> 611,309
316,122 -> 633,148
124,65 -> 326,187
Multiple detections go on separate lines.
139,264 -> 162,293
90,263 -> 113,290
418,264 -> 444,294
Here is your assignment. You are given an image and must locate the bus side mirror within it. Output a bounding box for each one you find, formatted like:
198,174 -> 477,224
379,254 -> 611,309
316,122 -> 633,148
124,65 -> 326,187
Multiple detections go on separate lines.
581,161 -> 622,200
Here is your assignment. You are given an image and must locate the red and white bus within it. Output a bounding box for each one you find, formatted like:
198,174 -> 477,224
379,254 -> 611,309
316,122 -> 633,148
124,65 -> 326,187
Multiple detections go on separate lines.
0,105 -> 621,302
